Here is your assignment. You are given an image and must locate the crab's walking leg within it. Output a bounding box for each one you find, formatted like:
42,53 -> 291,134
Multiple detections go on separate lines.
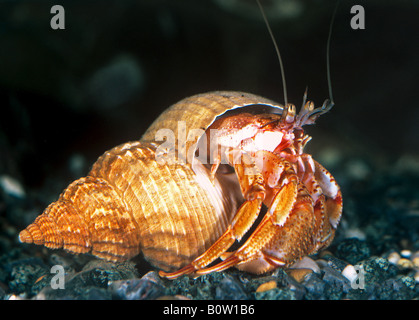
311,159 -> 343,250
193,154 -> 299,275
159,151 -> 266,279
159,151 -> 301,279
195,172 -> 299,275
232,185 -> 315,274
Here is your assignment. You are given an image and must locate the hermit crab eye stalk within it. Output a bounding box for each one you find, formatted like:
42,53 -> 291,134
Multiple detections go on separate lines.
280,103 -> 296,124
295,97 -> 334,127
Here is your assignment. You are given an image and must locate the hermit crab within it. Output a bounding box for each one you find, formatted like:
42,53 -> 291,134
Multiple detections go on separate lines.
19,2 -> 342,279
19,91 -> 342,279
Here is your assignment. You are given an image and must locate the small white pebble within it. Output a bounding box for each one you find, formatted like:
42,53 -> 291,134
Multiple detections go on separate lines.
0,175 -> 25,198
401,250 -> 411,258
290,256 -> 321,273
387,251 -> 401,265
415,271 -> 419,283
342,265 -> 358,283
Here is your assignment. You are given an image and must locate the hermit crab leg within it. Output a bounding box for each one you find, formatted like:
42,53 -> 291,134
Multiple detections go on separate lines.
312,194 -> 333,250
295,154 -> 330,248
195,174 -> 298,275
159,152 -> 266,279
200,182 -> 314,275
195,213 -> 276,275
293,154 -> 342,251
312,159 -> 343,247
159,199 -> 264,279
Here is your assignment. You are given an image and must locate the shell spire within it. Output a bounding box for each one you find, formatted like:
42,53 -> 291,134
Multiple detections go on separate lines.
19,176 -> 142,262
19,200 -> 90,253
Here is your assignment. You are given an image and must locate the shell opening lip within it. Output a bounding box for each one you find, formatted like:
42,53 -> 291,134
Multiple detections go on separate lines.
213,103 -> 284,121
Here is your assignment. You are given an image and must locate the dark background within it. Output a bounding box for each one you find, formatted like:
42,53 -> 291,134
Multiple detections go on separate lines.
0,0 -> 418,228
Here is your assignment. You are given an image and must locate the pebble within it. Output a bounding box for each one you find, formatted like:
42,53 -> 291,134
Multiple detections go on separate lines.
110,271 -> 165,300
341,265 -> 358,283
411,251 -> 419,264
303,272 -> 326,300
0,175 -> 25,198
358,257 -> 398,286
321,265 -> 352,297
335,238 -> 371,265
397,258 -> 414,269
156,295 -> 191,300
290,256 -> 321,273
287,268 -> 313,283
415,271 -> 419,283
400,250 -> 411,258
255,280 -> 277,292
387,251 -> 401,265
215,274 -> 248,300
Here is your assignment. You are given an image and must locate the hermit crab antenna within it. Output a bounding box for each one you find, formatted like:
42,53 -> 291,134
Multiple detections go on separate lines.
325,0 -> 340,110
302,0 -> 340,123
256,0 -> 288,107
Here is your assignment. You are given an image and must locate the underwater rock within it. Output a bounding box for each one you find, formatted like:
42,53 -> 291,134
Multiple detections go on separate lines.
214,274 -> 248,300
110,271 -> 165,300
34,259 -> 138,300
369,276 -> 417,300
335,238 -> 371,265
320,265 -> 352,300
302,272 -> 325,300
357,257 -> 398,286
6,258 -> 49,297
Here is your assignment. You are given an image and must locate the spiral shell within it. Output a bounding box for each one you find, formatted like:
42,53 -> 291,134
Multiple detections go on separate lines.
19,91 -> 284,271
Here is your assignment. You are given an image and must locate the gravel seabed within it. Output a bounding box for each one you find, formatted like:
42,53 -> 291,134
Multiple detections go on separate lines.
1,155 -> 418,300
